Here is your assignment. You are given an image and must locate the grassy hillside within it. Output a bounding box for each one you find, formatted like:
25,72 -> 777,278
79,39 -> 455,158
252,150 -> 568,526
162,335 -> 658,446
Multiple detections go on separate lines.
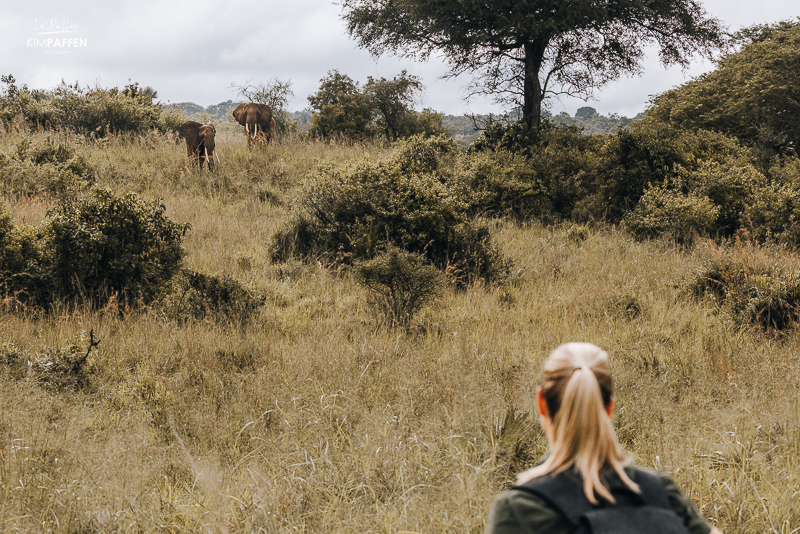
1,129 -> 799,532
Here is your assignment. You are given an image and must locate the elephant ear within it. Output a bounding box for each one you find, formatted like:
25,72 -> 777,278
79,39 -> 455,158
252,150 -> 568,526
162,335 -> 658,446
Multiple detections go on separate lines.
179,121 -> 201,139
233,103 -> 247,125
258,104 -> 273,119
179,121 -> 202,150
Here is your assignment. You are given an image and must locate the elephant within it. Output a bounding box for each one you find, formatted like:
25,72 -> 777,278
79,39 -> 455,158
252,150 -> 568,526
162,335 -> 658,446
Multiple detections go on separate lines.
233,103 -> 275,147
179,121 -> 218,170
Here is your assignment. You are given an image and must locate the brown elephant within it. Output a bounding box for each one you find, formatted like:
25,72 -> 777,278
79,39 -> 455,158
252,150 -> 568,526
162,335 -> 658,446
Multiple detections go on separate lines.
179,121 -> 218,170
233,103 -> 275,147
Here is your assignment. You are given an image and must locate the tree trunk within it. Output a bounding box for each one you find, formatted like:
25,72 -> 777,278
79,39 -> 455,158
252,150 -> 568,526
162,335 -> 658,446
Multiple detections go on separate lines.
523,40 -> 548,129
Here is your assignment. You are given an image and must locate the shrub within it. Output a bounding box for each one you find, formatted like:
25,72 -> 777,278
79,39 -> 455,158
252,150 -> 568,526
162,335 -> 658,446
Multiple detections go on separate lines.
10,187 -> 190,308
687,256 -> 800,331
467,123 -> 602,220
1,76 -> 184,136
270,135 -> 507,283
1,332 -> 99,391
624,184 -> 720,245
578,123 -> 752,222
468,121 -> 543,155
0,205 -> 41,303
0,135 -> 94,197
355,247 -> 444,326
742,159 -> 800,246
454,149 -> 551,220
683,160 -> 766,236
160,268 -> 264,324
726,273 -> 800,331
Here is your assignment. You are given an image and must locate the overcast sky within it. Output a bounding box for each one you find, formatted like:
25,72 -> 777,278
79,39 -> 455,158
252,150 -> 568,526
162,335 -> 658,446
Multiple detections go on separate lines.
3,1 -> 799,118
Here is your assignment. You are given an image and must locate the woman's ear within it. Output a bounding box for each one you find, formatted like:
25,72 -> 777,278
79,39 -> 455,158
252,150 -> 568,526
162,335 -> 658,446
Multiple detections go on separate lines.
536,387 -> 549,418
605,396 -> 615,417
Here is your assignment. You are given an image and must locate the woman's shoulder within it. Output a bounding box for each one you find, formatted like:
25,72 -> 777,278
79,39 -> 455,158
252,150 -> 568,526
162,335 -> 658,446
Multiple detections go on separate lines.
485,487 -> 574,534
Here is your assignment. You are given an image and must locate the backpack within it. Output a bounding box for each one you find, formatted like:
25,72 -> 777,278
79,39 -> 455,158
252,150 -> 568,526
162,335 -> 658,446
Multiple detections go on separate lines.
514,467 -> 691,534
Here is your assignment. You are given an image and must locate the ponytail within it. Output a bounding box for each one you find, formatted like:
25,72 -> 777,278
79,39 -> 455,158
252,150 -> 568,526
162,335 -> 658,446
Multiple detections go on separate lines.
517,343 -> 638,503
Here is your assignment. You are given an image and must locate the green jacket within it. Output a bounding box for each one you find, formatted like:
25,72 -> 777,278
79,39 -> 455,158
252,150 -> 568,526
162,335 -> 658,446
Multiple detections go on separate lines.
485,465 -> 712,534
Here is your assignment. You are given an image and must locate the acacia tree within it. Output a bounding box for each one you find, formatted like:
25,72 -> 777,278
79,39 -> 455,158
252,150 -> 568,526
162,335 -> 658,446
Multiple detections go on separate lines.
341,0 -> 726,128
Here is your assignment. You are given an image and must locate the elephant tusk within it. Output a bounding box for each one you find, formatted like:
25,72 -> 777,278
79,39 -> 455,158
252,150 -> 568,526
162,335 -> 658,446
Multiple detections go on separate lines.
245,123 -> 249,134
215,151 -> 221,164
254,123 -> 259,137
205,147 -> 209,162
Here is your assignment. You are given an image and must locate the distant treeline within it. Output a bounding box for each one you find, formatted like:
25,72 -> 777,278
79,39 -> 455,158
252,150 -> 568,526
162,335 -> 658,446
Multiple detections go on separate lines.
171,100 -> 636,140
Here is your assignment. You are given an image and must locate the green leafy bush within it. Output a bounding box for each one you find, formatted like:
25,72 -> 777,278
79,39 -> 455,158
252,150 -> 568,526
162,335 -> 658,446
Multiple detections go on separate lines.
161,268 -> 264,324
468,121 -> 543,155
0,135 -> 94,196
355,247 -> 444,326
1,188 -> 188,309
624,184 -> 720,245
454,149 -> 551,219
467,123 -> 602,220
684,160 -> 765,236
1,76 -> 184,136
727,273 -> 800,331
577,123 -> 752,222
270,135 -> 507,283
742,159 -> 800,246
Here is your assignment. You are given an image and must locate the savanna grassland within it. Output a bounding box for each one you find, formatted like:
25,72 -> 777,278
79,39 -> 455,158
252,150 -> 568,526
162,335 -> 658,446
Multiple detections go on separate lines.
1,123 -> 799,534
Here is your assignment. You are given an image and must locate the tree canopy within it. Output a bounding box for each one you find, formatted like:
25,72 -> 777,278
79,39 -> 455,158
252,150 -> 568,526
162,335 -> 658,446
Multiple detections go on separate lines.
645,19 -> 800,154
341,0 -> 726,128
307,70 -> 446,141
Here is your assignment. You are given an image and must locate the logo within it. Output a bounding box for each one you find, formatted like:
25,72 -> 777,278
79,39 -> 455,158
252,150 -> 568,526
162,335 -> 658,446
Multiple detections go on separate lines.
27,18 -> 87,54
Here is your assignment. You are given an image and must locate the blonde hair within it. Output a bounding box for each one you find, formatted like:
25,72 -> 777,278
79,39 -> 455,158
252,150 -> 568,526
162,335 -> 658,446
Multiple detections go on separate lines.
517,342 -> 639,503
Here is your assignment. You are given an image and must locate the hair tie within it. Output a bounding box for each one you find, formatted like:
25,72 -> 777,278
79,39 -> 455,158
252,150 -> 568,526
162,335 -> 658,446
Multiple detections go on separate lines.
573,364 -> 590,374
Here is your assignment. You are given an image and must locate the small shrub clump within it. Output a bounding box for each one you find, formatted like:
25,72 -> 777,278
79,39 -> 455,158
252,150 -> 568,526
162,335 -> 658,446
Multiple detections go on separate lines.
160,268 -> 264,324
0,332 -> 100,391
355,247 -> 444,326
0,135 -> 95,196
0,187 -> 189,309
624,184 -> 720,245
688,257 -> 800,331
0,76 -> 185,136
270,135 -> 508,284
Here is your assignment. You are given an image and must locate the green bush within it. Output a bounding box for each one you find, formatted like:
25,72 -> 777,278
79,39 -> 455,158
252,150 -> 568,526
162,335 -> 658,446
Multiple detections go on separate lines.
1,76 -> 184,136
578,123 -> 752,222
624,184 -> 720,245
1,188 -> 189,308
742,159 -> 800,246
270,135 -> 507,284
355,247 -> 444,326
467,121 -> 543,155
0,205 -> 41,303
160,268 -> 264,324
0,135 -> 94,196
467,123 -> 602,220
726,273 -> 800,331
683,160 -> 766,236
454,149 -> 551,220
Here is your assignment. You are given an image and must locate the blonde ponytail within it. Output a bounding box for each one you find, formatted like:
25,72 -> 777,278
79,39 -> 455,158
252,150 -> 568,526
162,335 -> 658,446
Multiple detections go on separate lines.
517,343 -> 638,503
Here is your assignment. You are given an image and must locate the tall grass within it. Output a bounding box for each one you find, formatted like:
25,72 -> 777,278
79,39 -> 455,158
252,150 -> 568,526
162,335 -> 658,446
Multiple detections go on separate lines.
1,129 -> 799,532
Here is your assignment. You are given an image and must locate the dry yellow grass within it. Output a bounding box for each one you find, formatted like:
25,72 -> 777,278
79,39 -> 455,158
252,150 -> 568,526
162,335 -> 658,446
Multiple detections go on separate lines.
1,129 -> 799,532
